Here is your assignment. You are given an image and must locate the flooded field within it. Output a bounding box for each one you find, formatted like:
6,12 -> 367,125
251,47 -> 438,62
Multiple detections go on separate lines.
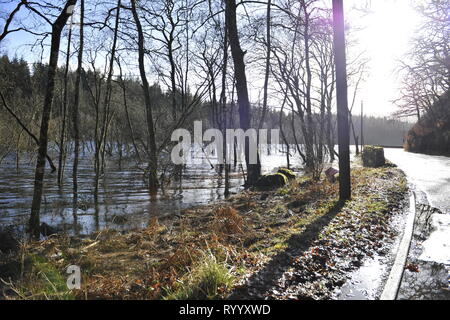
0,145 -> 302,237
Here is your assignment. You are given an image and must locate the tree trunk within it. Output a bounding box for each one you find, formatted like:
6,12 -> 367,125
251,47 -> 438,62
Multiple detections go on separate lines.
225,0 -> 260,185
58,18 -> 73,186
332,0 -> 351,201
360,100 -> 364,150
131,0 -> 159,194
302,3 -> 315,172
29,0 -> 77,240
117,58 -> 141,162
349,115 -> 359,155
258,0 -> 271,130
72,0 -> 84,217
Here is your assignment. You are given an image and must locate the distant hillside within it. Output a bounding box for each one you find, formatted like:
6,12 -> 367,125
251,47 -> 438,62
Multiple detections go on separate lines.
349,115 -> 410,147
404,91 -> 450,156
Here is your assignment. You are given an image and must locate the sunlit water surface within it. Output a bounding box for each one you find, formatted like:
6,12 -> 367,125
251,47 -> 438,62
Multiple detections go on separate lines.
0,145 -> 302,237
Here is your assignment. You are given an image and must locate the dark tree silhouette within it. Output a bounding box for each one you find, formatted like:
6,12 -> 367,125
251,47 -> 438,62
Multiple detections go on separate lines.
29,0 -> 78,239
332,0 -> 351,201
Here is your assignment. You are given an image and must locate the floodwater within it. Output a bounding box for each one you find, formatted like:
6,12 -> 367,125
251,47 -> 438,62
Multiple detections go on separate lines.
0,145 -> 301,237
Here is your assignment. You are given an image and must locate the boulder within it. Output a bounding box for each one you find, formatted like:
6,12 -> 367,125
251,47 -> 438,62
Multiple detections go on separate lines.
277,168 -> 296,180
362,146 -> 385,168
255,173 -> 288,188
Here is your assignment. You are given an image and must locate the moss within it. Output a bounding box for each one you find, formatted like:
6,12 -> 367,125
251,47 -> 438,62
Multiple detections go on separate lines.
277,187 -> 290,196
278,168 -> 296,180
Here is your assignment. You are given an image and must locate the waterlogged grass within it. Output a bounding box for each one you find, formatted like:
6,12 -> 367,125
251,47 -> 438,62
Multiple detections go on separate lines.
6,255 -> 74,300
1,165 -> 408,300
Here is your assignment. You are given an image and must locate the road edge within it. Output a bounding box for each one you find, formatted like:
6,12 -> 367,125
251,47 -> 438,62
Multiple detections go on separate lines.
380,192 -> 416,300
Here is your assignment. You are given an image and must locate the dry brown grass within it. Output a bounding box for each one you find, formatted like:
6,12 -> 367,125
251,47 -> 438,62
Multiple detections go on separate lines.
213,207 -> 245,236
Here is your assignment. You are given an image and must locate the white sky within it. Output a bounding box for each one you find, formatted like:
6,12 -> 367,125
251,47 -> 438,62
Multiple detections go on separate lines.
345,0 -> 422,117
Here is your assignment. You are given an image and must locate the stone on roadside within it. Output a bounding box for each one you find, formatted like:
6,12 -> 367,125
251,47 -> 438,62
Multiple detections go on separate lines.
362,146 -> 386,168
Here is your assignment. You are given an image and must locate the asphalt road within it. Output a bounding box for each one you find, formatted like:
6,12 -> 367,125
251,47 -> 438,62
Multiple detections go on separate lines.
385,148 -> 450,299
385,149 -> 450,214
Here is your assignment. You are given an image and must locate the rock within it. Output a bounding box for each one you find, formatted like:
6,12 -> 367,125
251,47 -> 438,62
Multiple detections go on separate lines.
362,146 -> 385,168
255,173 -> 288,188
277,168 -> 296,180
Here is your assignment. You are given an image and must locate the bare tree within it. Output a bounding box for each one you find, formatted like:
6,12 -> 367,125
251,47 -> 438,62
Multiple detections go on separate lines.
28,0 -> 78,239
225,0 -> 261,185
72,0 -> 84,217
130,0 -> 159,193
395,0 -> 449,121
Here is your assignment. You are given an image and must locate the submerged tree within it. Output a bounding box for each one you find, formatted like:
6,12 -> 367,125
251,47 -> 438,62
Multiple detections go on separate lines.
72,0 -> 84,219
225,0 -> 261,186
27,0 -> 78,239
130,0 -> 159,194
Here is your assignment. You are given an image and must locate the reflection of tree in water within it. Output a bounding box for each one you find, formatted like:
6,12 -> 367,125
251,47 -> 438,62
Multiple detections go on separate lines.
398,261 -> 450,300
398,204 -> 450,300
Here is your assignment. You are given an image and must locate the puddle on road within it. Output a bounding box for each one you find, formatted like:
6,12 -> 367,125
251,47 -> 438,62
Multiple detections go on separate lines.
398,202 -> 450,300
419,214 -> 450,265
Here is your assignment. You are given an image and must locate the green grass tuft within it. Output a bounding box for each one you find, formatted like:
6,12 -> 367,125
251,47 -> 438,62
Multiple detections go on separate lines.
164,251 -> 234,300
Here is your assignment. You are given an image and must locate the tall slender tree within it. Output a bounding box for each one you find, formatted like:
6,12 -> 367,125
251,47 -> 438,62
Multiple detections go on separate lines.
58,13 -> 74,186
29,0 -> 78,239
72,0 -> 84,218
225,0 -> 261,185
332,0 -> 351,201
130,0 -> 159,193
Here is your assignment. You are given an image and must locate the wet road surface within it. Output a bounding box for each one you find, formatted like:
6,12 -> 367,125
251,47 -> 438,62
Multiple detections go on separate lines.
385,149 -> 450,300
385,149 -> 450,214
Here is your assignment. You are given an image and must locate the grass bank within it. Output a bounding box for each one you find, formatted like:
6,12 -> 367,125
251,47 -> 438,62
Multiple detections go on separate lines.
0,164 -> 408,300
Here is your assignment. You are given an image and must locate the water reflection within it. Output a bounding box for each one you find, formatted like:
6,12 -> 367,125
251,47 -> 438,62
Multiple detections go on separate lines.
0,145 -> 302,236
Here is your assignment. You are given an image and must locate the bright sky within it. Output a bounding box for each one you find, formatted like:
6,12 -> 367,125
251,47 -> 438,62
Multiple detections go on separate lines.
0,0 -> 424,117
346,0 -> 422,117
